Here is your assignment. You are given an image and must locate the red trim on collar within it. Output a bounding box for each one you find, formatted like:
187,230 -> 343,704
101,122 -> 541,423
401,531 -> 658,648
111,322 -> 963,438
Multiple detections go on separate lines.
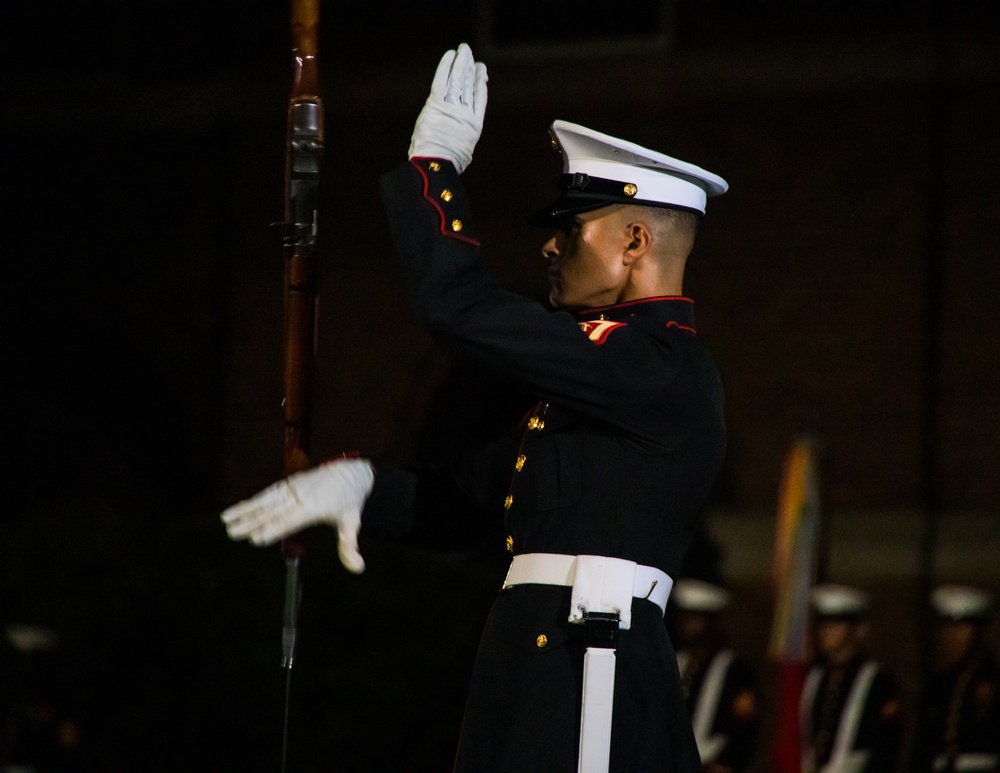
410,159 -> 481,247
582,296 -> 693,314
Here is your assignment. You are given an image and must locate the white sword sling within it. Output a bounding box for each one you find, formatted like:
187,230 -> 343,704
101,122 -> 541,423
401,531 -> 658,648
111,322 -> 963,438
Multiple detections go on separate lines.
503,553 -> 673,773
800,661 -> 879,773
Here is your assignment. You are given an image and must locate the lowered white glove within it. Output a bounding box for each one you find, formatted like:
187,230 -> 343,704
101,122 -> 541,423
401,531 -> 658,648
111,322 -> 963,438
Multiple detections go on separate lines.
408,42 -> 488,174
221,458 -> 374,574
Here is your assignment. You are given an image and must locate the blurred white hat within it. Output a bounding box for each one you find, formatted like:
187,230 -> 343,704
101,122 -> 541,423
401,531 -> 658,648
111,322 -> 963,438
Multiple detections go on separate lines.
672,578 -> 731,613
5,623 -> 59,653
811,583 -> 870,618
931,584 -> 993,621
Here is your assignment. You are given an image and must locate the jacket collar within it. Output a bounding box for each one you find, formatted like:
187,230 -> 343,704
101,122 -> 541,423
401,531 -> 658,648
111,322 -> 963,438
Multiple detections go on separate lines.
574,296 -> 696,331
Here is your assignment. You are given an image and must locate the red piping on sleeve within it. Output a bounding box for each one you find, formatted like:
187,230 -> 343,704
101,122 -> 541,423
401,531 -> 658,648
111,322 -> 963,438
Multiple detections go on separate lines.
410,159 -> 481,247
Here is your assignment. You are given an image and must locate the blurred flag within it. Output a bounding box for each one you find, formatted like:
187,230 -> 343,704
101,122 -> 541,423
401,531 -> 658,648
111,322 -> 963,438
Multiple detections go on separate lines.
768,433 -> 822,773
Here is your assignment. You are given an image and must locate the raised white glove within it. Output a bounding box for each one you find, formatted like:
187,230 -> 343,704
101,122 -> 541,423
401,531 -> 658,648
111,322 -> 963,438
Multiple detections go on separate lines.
221,458 -> 374,574
408,42 -> 488,174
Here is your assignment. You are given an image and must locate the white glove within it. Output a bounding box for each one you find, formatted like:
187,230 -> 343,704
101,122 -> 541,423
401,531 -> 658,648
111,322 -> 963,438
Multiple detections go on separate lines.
408,42 -> 488,174
220,458 -> 374,574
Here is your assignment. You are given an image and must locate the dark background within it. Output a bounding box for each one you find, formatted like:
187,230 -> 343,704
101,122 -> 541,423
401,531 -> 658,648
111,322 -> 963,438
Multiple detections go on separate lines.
1,1 -> 998,770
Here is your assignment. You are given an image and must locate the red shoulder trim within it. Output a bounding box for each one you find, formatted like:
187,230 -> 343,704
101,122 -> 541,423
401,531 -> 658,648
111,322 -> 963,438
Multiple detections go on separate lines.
578,319 -> 627,344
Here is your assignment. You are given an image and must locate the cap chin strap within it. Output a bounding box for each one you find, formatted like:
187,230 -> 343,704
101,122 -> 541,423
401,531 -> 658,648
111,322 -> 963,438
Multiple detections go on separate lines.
569,159 -> 709,213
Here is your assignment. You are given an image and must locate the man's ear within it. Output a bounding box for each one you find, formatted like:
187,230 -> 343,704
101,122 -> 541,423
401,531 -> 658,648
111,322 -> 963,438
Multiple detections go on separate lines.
622,221 -> 652,264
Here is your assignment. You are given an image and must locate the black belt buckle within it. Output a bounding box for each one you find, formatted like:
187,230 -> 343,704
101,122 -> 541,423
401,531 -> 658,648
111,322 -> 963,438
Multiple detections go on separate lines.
582,610 -> 619,650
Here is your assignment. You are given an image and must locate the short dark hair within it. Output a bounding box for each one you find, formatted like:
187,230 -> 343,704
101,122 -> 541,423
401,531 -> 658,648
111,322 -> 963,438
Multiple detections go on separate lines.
648,205 -> 702,237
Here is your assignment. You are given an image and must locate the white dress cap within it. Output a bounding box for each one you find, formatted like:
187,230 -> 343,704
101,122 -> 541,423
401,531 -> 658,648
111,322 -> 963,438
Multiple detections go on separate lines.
551,119 -> 728,214
810,583 -> 870,618
931,584 -> 993,621
672,578 -> 731,613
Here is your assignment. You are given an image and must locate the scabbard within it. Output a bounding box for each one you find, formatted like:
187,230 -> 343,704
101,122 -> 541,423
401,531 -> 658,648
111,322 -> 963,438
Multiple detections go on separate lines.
578,645 -> 617,773
577,611 -> 620,773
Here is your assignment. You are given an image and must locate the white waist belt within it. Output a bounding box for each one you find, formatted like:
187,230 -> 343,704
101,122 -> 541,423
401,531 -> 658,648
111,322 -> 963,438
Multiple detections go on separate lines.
503,552 -> 673,630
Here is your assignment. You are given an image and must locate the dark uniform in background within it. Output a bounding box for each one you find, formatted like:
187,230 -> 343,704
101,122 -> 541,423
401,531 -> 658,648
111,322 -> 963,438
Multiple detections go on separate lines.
670,579 -> 761,772
801,654 -> 902,773
801,584 -> 903,773
366,146 -> 727,770
0,624 -> 86,771
914,585 -> 1000,773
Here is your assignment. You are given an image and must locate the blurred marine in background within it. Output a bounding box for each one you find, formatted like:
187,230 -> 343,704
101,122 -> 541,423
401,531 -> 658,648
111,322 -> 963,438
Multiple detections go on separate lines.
913,584 -> 1000,773
670,579 -> 761,772
800,584 -> 903,773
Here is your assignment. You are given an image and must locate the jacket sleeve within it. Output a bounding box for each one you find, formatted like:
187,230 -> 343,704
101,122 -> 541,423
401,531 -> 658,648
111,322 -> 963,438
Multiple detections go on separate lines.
379,158 -> 706,441
360,430 -> 513,548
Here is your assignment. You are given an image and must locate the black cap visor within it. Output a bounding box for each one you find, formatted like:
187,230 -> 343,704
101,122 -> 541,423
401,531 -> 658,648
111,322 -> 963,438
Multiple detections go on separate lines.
527,173 -> 704,227
527,194 -> 616,227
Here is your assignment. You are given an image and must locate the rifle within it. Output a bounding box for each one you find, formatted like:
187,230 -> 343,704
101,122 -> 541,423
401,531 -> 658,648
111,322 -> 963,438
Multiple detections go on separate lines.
278,0 -> 324,766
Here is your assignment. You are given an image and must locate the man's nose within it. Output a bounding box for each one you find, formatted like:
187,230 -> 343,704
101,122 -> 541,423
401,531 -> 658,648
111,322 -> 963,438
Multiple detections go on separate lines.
541,233 -> 560,261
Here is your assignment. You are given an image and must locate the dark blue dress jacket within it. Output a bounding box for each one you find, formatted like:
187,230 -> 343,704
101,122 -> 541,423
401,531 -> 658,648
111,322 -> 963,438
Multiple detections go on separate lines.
368,157 -> 727,772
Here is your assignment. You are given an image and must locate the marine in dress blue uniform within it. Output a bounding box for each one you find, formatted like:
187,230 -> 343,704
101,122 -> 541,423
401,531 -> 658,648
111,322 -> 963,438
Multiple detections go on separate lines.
670,579 -> 761,772
222,43 -> 730,772
801,584 -> 903,773
914,585 -> 1000,773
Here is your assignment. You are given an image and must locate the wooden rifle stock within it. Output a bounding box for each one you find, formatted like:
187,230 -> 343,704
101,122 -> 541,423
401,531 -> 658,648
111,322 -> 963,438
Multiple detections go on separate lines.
277,8 -> 324,767
282,0 -> 324,560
